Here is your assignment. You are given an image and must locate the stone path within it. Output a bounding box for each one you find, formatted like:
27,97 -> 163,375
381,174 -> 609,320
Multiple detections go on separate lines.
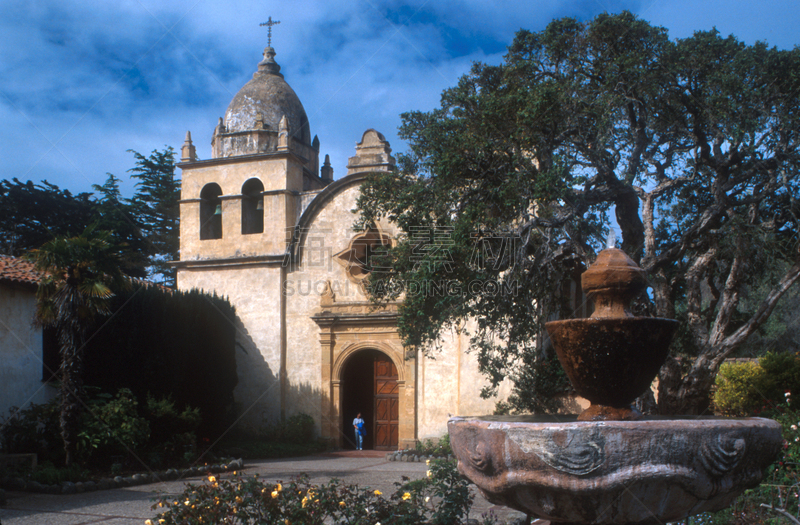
0,451 -> 527,524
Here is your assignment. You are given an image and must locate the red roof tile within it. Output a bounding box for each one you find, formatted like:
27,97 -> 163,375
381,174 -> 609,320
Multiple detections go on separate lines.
0,255 -> 172,292
0,255 -> 43,286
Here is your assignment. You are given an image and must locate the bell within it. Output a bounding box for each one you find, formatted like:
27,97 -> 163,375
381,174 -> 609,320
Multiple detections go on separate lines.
214,204 -> 222,215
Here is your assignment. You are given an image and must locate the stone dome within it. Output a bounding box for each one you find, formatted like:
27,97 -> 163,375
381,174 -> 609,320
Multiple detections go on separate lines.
223,47 -> 311,146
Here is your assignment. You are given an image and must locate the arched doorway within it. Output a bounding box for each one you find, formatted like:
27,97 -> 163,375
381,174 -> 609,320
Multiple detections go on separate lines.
340,349 -> 399,450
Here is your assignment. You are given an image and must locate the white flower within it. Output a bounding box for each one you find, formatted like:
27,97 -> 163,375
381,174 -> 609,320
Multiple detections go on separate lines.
792,425 -> 797,430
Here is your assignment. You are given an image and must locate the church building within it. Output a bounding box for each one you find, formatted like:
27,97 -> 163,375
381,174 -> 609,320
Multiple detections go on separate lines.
173,39 -> 504,450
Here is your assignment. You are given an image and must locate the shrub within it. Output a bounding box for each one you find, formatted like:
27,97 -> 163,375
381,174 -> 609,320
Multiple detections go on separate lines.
1,389 -> 202,470
759,352 -> 800,403
26,461 -> 90,485
712,361 -> 766,416
0,397 -> 62,464
416,434 -> 452,457
78,388 -> 150,466
151,458 -> 483,525
712,353 -> 800,416
257,413 -> 316,444
282,413 -> 315,444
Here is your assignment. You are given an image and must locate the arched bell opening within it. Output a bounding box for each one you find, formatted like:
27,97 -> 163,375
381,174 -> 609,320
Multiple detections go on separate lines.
241,178 -> 264,235
200,183 -> 223,240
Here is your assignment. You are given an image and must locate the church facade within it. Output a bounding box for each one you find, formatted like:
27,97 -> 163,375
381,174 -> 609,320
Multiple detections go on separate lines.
174,43 -> 505,450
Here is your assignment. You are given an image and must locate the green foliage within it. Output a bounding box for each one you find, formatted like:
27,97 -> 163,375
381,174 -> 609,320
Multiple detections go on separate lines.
415,434 -> 452,457
280,413 -> 315,444
28,226 -> 129,465
0,397 -> 62,464
77,389 -> 150,466
0,179 -> 98,257
238,413 -> 319,453
26,461 -> 90,485
712,361 -> 767,417
145,395 -> 202,443
713,354 -> 800,416
151,459 -> 481,525
1,390 -> 205,470
0,147 -> 178,284
356,11 -> 800,415
759,353 -> 800,407
126,148 -> 180,287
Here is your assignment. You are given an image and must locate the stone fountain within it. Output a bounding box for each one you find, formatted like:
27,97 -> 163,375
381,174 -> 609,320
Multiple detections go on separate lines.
448,247 -> 783,524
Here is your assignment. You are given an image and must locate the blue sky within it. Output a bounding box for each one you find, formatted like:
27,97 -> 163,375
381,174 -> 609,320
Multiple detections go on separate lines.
1,0 -> 798,196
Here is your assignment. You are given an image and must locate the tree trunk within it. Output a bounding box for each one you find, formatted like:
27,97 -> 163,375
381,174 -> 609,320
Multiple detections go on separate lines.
58,315 -> 86,467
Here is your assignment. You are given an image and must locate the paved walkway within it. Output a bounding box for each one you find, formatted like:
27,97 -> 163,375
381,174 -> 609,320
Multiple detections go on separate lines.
0,451 -> 526,524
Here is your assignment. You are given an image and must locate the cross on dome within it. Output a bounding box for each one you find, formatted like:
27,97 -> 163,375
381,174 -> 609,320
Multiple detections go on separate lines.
260,16 -> 281,47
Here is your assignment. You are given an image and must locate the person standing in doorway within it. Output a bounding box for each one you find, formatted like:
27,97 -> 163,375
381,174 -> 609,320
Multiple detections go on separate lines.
353,413 -> 365,450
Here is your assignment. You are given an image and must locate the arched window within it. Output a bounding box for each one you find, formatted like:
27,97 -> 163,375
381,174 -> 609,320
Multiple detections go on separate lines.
241,178 -> 264,235
200,183 -> 223,240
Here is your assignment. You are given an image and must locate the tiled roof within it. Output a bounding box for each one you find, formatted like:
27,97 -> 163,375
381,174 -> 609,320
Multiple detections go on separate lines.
0,255 -> 172,292
0,255 -> 43,287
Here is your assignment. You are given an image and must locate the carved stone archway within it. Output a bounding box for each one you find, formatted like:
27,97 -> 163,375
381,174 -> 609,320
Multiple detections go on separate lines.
313,306 -> 417,450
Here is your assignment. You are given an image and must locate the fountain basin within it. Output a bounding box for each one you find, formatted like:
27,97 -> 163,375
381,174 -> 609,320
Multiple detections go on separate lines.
449,415 -> 782,524
546,317 -> 678,418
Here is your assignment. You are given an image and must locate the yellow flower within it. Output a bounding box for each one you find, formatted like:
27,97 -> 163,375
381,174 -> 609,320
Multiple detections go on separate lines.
302,496 -> 308,508
427,470 -> 432,477
145,521 -> 153,525
426,459 -> 430,465
272,490 -> 279,498
339,501 -> 346,507
184,499 -> 190,506
374,489 -> 382,496
285,520 -> 290,525
208,475 -> 216,483
235,496 -> 243,504
402,492 -> 411,501
159,520 -> 165,524
276,483 -> 282,491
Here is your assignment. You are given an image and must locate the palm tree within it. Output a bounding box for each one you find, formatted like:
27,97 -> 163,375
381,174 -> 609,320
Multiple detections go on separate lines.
27,227 -> 127,465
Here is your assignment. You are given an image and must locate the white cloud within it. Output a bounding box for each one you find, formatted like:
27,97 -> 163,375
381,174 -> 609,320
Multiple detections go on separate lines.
0,0 -> 797,196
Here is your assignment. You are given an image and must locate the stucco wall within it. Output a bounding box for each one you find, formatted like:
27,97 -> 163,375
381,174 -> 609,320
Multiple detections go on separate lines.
0,284 -> 56,419
177,266 -> 284,429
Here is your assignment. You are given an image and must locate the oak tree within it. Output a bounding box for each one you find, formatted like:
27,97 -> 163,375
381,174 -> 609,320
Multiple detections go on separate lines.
357,12 -> 800,415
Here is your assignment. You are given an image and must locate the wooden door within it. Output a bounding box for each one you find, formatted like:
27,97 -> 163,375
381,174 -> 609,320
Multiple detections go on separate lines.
373,357 -> 399,450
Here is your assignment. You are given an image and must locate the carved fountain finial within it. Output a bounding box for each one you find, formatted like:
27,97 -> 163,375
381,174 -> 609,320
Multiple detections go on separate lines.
581,247 -> 646,319
546,247 -> 677,421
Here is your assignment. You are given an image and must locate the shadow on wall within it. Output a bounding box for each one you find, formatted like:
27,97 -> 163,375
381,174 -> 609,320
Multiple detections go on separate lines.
229,315 -> 280,432
230,318 -> 337,445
